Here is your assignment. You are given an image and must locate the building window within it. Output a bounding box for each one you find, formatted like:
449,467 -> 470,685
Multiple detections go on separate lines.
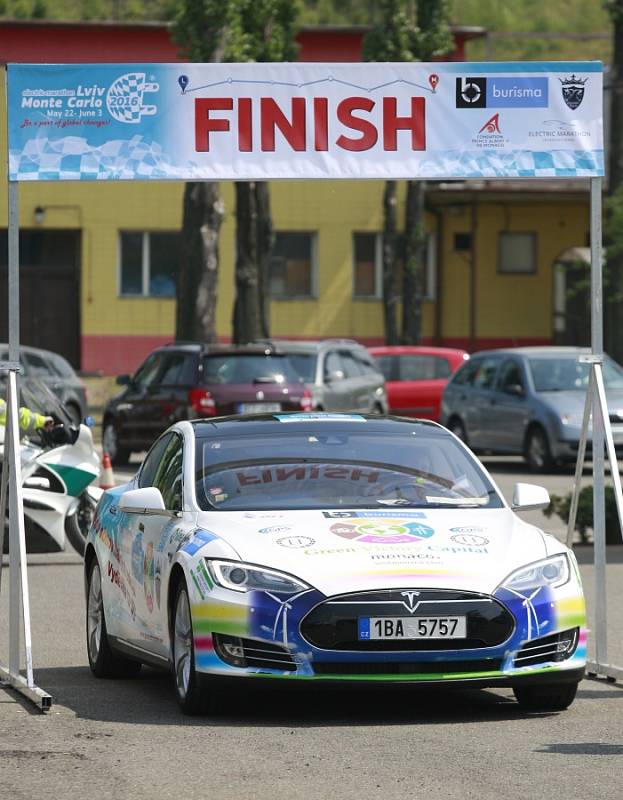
352,232 -> 435,300
119,231 -> 180,297
498,232 -> 537,274
270,232 -> 316,298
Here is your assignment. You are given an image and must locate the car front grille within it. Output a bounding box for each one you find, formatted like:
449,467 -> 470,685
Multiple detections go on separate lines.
313,658 -> 503,676
513,628 -> 580,668
213,634 -> 297,671
300,589 -> 514,652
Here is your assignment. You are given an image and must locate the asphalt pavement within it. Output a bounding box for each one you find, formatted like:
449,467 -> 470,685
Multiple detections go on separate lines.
1,455 -> 622,800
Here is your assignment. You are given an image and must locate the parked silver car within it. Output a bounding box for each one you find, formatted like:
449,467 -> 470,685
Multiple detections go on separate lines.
440,346 -> 623,472
256,339 -> 388,413
0,343 -> 88,426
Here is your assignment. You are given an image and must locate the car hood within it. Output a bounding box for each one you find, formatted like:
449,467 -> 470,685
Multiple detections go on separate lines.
194,508 -> 551,597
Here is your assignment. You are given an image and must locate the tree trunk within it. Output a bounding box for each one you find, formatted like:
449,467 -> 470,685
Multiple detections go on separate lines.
607,2 -> 623,361
402,180 -> 426,344
175,181 -> 223,343
232,182 -> 262,344
382,180 -> 399,344
255,181 -> 273,339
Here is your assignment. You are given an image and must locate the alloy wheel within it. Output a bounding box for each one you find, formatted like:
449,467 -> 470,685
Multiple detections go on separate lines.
174,589 -> 193,700
87,563 -> 103,664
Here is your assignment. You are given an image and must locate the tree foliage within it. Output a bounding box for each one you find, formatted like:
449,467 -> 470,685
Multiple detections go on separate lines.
229,0 -> 301,344
364,0 -> 451,345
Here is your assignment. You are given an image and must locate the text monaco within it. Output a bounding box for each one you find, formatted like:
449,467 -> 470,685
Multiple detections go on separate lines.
194,96 -> 426,152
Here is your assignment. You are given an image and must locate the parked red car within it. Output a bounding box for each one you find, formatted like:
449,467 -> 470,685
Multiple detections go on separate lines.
368,346 -> 469,421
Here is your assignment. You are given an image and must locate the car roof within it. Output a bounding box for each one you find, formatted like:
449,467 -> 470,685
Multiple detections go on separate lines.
368,345 -> 469,357
469,346 -> 592,360
157,342 -> 291,355
192,413 -> 443,437
253,339 -> 364,353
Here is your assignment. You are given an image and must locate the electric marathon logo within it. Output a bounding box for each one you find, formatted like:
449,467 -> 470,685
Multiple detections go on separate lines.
19,72 -> 159,127
193,96 -> 426,153
106,72 -> 159,124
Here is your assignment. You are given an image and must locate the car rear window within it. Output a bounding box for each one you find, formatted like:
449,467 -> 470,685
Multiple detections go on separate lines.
201,354 -> 302,385
283,352 -> 316,382
195,424 -> 502,511
398,355 -> 451,381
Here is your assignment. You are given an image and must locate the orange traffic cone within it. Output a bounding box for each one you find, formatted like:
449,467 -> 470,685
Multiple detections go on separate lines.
99,452 -> 115,490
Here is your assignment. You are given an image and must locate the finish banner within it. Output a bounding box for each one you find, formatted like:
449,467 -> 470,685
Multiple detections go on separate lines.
7,61 -> 603,182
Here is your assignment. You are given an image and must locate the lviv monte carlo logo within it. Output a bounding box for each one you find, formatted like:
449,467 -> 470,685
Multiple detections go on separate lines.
330,519 -> 435,545
106,72 -> 159,124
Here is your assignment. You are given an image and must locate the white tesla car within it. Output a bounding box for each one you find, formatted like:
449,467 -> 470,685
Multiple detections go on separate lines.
85,413 -> 586,715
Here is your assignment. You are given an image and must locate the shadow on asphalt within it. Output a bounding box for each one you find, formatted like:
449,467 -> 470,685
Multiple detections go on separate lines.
574,545 -> 623,564
12,664 -> 574,726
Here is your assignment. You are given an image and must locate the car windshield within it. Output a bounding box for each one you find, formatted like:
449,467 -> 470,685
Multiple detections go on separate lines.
195,423 -> 503,511
529,355 -> 623,392
201,354 -> 301,385
283,352 -> 316,382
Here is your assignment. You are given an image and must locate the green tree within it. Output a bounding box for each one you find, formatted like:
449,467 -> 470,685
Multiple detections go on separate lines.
364,0 -> 452,345
606,0 -> 623,361
171,0 -> 234,343
229,0 -> 301,345
402,0 -> 451,345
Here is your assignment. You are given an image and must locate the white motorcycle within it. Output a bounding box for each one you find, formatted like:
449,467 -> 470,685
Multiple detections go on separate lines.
1,379 -> 102,555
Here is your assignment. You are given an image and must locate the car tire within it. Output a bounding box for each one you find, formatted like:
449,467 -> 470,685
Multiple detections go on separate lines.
102,421 -> 131,467
65,491 -> 97,556
524,426 -> 554,473
448,417 -> 468,445
513,681 -> 579,712
86,559 -> 142,678
172,579 -> 215,716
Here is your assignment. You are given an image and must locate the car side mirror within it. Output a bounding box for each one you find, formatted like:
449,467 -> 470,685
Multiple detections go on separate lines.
116,374 -> 131,386
505,383 -> 524,397
118,487 -> 180,517
511,482 -> 550,511
327,370 -> 345,382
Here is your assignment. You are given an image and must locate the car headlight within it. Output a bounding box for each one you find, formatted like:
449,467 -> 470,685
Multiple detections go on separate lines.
206,559 -> 309,595
499,554 -> 570,593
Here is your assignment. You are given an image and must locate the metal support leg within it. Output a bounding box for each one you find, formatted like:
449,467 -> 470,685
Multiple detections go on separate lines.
0,178 -> 52,711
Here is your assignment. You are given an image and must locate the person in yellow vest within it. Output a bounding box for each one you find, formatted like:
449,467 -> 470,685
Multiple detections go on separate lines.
0,397 -> 54,436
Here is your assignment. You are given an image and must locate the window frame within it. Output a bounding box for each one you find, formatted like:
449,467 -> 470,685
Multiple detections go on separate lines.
269,230 -> 318,300
352,231 -> 436,301
118,230 -> 180,298
497,231 -> 538,275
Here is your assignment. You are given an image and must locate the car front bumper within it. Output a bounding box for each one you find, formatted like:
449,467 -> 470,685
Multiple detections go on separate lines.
190,583 -> 587,687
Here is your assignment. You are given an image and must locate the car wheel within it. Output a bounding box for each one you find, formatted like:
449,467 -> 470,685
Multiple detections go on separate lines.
513,681 -> 579,711
102,421 -> 131,466
448,417 -> 468,445
65,491 -> 97,556
524,426 -> 554,473
86,559 -> 142,678
172,580 -> 215,715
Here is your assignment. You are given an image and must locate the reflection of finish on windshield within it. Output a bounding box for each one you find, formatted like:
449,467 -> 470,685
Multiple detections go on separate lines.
196,425 -> 502,512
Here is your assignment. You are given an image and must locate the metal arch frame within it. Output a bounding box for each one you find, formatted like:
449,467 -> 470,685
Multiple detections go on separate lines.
564,176 -> 623,682
0,177 -> 52,711
0,68 -> 619,715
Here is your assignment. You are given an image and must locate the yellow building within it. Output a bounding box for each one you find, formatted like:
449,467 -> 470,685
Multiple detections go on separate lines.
0,21 -> 591,375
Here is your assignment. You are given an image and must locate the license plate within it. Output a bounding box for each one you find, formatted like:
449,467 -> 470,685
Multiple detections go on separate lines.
358,616 -> 466,640
237,402 -> 282,413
